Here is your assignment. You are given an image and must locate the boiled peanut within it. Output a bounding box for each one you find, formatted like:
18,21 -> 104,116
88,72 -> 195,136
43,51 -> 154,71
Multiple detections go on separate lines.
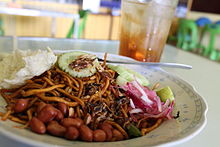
57,102 -> 68,116
79,125 -> 93,142
64,126 -> 79,140
61,118 -> 83,128
47,122 -> 66,137
75,118 -> 84,126
36,102 -> 47,114
47,120 -> 59,126
37,105 -> 57,123
112,129 -> 124,141
101,123 -> 113,130
29,117 -> 46,134
100,123 -> 113,141
55,109 -> 64,121
93,129 -> 106,142
14,99 -> 29,113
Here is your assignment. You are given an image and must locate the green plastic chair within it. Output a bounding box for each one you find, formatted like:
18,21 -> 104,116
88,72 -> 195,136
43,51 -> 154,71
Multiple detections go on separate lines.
199,24 -> 220,57
66,10 -> 89,39
176,19 -> 198,51
209,50 -> 220,62
210,50 -> 218,61
0,19 -> 4,36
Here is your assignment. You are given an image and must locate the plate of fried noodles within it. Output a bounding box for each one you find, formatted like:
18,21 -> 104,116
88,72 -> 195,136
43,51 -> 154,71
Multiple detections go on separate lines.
0,50 -> 207,147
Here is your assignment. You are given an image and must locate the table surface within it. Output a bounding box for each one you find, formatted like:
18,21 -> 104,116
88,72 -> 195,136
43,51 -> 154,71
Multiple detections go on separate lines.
0,38 -> 219,147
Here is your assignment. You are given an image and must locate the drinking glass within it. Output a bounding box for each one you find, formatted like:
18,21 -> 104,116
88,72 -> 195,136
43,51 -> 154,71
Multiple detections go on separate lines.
119,0 -> 178,62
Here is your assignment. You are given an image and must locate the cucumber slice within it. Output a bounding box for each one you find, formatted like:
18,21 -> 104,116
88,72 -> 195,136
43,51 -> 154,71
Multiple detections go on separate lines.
120,72 -> 134,82
156,86 -> 175,103
116,75 -> 129,86
109,65 -> 126,74
128,124 -> 141,137
108,64 -> 149,86
126,68 -> 149,86
58,51 -> 100,78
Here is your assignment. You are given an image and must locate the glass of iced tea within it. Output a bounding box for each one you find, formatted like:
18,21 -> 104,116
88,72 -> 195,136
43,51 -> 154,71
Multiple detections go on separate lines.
119,0 -> 178,62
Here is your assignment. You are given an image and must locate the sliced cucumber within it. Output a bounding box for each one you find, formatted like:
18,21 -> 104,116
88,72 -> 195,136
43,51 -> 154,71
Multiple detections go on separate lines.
58,51 -> 100,78
116,75 -> 129,86
128,124 -> 141,137
126,68 -> 150,86
108,64 -> 149,86
156,86 -> 175,103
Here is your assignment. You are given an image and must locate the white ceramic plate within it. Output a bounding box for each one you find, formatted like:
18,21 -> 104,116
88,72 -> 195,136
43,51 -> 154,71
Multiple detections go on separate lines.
0,51 -> 208,147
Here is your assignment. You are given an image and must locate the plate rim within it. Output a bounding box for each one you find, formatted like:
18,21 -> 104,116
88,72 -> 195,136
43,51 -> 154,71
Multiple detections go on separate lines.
154,68 -> 208,147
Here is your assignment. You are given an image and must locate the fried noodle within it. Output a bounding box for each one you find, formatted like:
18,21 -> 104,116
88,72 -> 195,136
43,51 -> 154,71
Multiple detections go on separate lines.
0,55 -> 166,140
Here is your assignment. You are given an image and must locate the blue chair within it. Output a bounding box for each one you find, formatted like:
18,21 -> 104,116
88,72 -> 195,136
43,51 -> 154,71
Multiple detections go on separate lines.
196,17 -> 212,27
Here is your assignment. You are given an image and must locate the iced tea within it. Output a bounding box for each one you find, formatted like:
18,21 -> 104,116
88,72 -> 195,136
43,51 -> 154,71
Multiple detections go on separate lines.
119,0 -> 178,62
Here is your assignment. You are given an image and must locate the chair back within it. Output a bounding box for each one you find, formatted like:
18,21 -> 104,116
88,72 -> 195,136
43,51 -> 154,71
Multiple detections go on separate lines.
177,19 -> 198,51
196,17 -> 212,27
200,24 -> 220,56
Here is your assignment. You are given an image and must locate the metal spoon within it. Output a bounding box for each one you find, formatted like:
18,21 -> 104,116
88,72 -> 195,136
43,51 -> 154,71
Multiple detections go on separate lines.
98,59 -> 192,70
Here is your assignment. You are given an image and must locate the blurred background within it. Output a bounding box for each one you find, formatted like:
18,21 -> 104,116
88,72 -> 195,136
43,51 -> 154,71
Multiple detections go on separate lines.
0,0 -> 220,62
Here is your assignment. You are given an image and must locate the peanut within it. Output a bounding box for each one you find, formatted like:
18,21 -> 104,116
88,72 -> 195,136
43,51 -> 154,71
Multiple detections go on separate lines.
93,129 -> 106,142
64,126 -> 79,140
100,123 -> 113,141
47,120 -> 59,126
112,129 -> 124,141
55,109 -> 64,121
79,125 -> 93,142
47,121 -> 66,137
37,105 -> 57,123
14,99 -> 29,113
75,118 -> 84,126
61,118 -> 83,128
29,117 -> 46,134
36,102 -> 47,114
57,102 -> 68,116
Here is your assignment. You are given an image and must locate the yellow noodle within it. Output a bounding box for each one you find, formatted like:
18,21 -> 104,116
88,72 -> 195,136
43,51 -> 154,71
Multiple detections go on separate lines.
22,84 -> 65,97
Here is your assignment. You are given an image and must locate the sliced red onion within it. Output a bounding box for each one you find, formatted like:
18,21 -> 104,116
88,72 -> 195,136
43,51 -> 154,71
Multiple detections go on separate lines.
131,80 -> 153,105
155,96 -> 162,112
130,108 -> 143,114
130,99 -> 135,109
121,80 -> 175,120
